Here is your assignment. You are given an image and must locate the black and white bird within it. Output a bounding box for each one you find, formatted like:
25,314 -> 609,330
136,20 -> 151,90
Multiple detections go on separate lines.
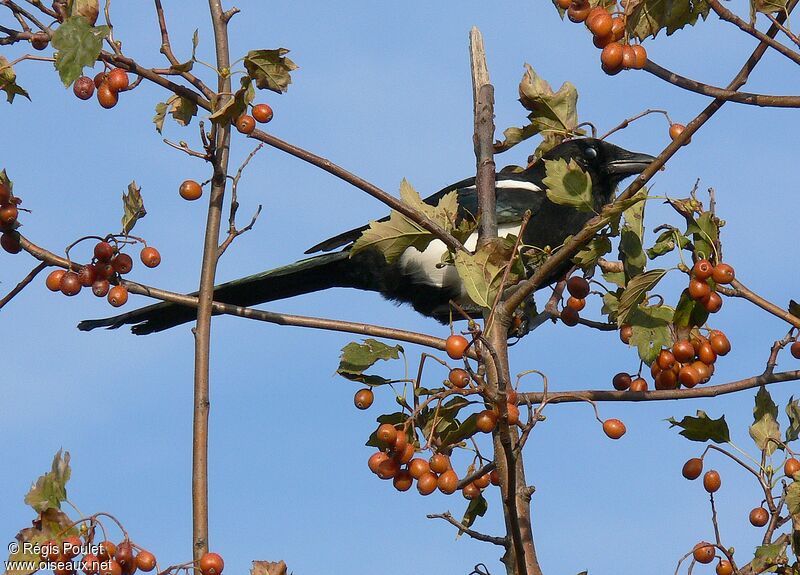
78,138 -> 653,335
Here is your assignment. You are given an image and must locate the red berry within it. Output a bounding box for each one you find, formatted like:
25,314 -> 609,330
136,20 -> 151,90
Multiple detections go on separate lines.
445,334 -> 470,359
78,264 -> 97,287
566,276 -> 590,298
107,68 -> 129,92
236,115 -> 256,134
73,76 -> 95,100
791,341 -> 800,359
602,418 -> 626,439
94,72 -> 108,88
1,230 -> 21,254
629,377 -> 648,392
97,83 -> 119,109
94,241 -> 115,262
198,553 -> 224,575
703,470 -> 721,492
31,32 -> 49,50
112,253 -> 133,274
354,388 -> 374,409
46,269 -> 66,291
108,285 -> 128,307
560,306 -> 580,327
619,324 -> 633,344
669,123 -> 690,144
476,410 -> 498,433
749,507 -> 769,527
672,340 -> 696,363
252,103 -> 274,123
612,372 -> 632,391
60,271 -> 82,296
0,203 -> 19,226
0,183 -> 9,204
135,551 -> 156,573
462,482 -> 481,500
692,542 -> 715,564
682,458 -> 703,480
139,247 -> 161,268
712,263 -> 735,284
702,291 -> 723,313
92,279 -> 110,297
180,180 -> 203,201
692,259 -> 714,280
448,368 -> 470,389
688,278 -> 711,300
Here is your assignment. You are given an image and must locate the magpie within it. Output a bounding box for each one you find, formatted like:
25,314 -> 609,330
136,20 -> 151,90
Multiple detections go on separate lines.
77,138 -> 653,335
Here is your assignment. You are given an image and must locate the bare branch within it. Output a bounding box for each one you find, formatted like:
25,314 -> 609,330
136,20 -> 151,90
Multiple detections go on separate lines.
0,261 -> 47,309
427,512 -> 508,547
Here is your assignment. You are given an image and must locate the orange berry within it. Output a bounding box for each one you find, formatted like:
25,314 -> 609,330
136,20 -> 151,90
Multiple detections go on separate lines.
429,453 -> 451,474
672,340 -> 696,363
669,123 -> 690,144
602,418 -> 626,439
448,368 -> 470,389
140,247 -> 161,268
587,10 -> 612,37
46,269 -> 66,291
629,377 -> 648,392
97,83 -> 119,109
784,457 -> 800,478
437,469 -> 459,494
792,341 -> 800,359
376,423 -> 398,446
709,332 -> 731,356
716,560 -> 733,575
108,285 -> 129,307
749,507 -> 769,527
368,451 -> 388,474
692,542 -> 715,564
198,552 -> 224,575
505,403 -> 520,426
417,471 -> 438,495
445,334 -> 470,359
682,458 -> 703,480
235,115 -> 256,134
354,388 -> 374,409
135,552 -> 156,573
252,103 -> 274,123
619,324 -> 633,344
393,469 -> 413,491
703,470 -> 721,493
476,409 -> 498,433
600,43 -> 624,70
179,179 -> 203,201
107,69 -> 129,92
462,482 -> 481,500
692,259 -> 714,280
560,306 -> 580,326
712,263 -> 735,284
702,291 -> 723,313
567,296 -> 586,311
408,458 -> 430,479
630,44 -> 647,69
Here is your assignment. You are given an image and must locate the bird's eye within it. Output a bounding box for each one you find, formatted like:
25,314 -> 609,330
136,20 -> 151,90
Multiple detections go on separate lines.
584,147 -> 598,160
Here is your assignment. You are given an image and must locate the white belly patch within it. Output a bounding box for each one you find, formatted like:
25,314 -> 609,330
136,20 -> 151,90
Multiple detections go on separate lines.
397,224 -> 522,293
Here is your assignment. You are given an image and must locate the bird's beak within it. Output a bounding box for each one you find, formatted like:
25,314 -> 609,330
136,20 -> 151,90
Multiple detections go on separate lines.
604,150 -> 656,177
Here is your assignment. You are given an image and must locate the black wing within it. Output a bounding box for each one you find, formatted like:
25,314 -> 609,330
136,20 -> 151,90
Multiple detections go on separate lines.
304,172 -> 546,254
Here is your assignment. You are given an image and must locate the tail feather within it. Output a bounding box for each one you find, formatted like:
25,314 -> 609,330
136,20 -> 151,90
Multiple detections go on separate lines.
77,252 -> 358,335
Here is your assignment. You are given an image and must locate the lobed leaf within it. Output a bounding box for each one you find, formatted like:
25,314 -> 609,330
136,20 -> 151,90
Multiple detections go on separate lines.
243,49 -> 298,94
668,410 -> 730,443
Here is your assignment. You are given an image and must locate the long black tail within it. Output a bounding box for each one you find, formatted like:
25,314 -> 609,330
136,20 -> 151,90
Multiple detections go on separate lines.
77,251 -> 364,335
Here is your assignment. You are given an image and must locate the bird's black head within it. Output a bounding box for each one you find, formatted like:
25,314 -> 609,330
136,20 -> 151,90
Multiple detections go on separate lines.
540,137 -> 655,201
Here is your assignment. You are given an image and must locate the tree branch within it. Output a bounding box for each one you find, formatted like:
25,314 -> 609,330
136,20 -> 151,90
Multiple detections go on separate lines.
427,512 -> 508,546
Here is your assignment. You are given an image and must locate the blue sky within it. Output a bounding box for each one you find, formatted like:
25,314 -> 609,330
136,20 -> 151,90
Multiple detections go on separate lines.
1,1 -> 799,574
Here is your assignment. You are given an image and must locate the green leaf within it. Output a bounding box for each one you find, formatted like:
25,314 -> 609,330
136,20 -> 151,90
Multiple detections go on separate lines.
572,237 -> 612,270
209,76 -> 255,126
601,290 -> 621,322
672,288 -> 709,329
439,412 -> 479,448
628,304 -> 674,365
617,269 -> 669,325
0,56 -> 31,103
542,158 -> 593,211
751,541 -> 788,573
459,494 -> 488,532
518,64 -> 580,136
121,181 -> 146,235
337,339 -> 402,385
5,508 -> 78,575
618,193 -> 646,281
602,269 -> 626,289
750,386 -> 780,454
752,0 -> 788,19
685,211 -> 719,262
668,410 -> 730,443
153,96 -> 198,133
51,17 -> 110,86
646,228 -> 690,260
787,481 -> 800,515
170,29 -> 199,73
454,236 -> 523,310
786,396 -> 800,443
351,180 -> 459,263
24,450 -> 71,513
243,49 -> 298,94
624,0 -> 711,40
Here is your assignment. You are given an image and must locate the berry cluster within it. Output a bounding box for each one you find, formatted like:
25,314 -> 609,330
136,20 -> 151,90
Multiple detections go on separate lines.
73,69 -> 130,109
367,424 -> 497,499
560,276 -> 590,327
0,179 -> 23,254
45,240 -> 161,308
235,103 -> 274,135
39,537 -> 158,575
687,259 -> 734,314
614,329 -> 731,391
556,0 -> 647,75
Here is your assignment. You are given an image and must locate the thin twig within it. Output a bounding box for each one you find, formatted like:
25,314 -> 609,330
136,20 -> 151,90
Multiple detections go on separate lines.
426,512 -> 508,546
0,261 -> 47,309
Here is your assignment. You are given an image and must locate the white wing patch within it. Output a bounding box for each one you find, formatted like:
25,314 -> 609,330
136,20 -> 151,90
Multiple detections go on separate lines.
397,224 -> 522,291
